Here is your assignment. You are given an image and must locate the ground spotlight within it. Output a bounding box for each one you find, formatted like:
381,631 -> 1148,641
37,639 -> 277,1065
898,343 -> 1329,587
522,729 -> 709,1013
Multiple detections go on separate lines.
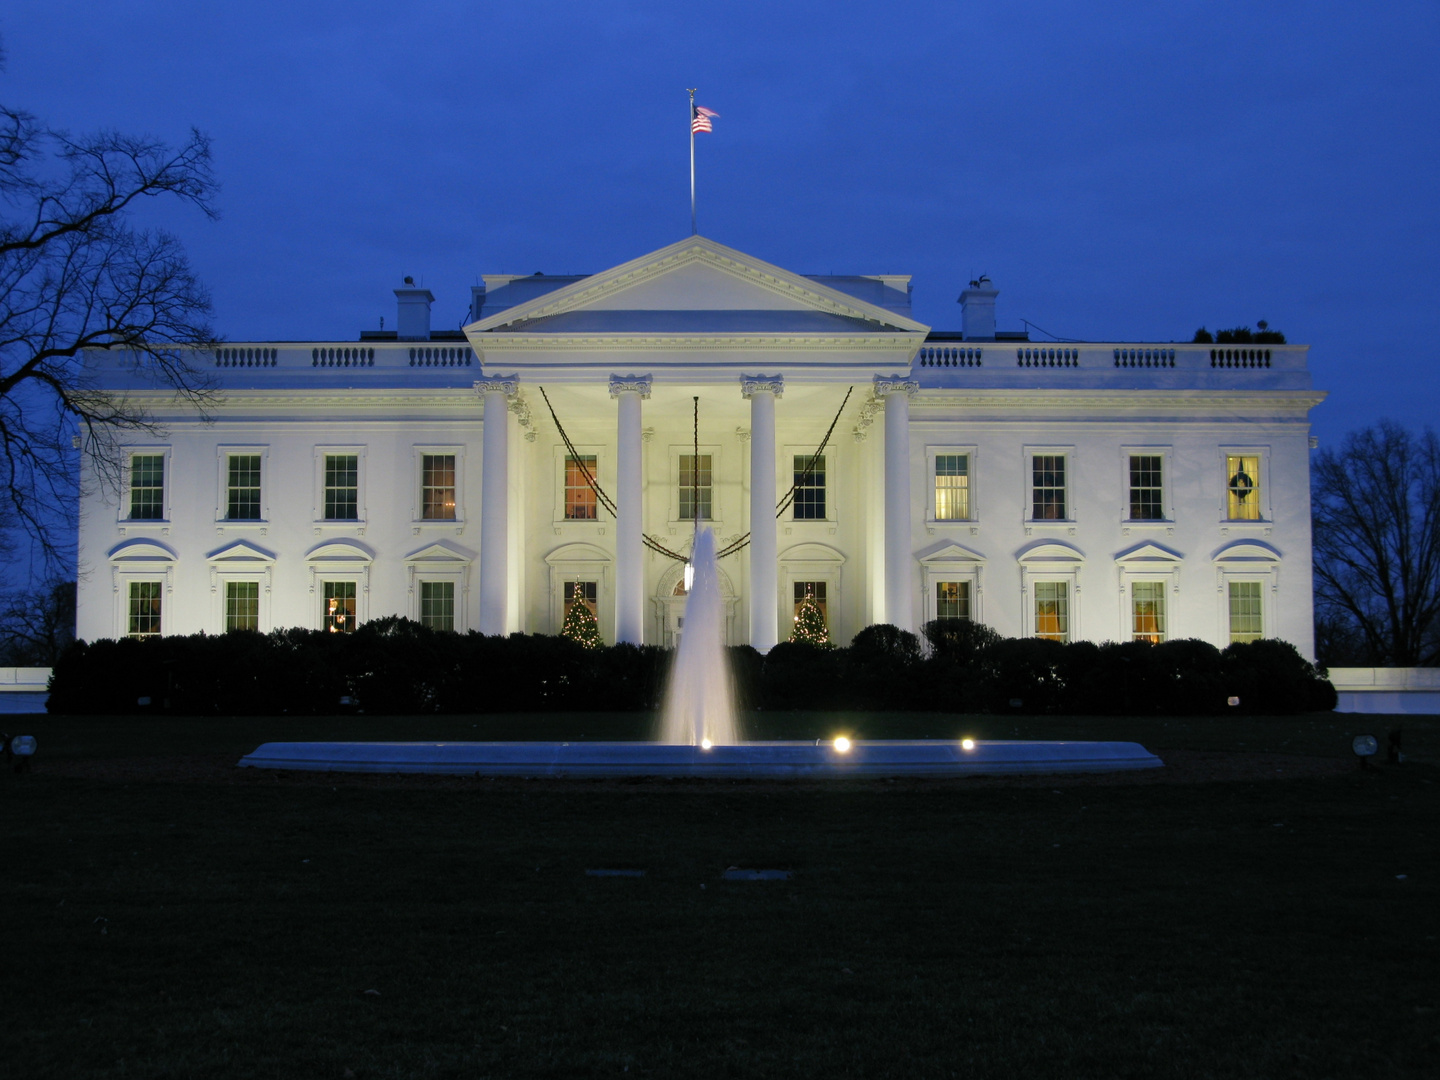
700,738 -> 713,750
1352,734 -> 1378,767
961,738 -> 976,751
832,736 -> 852,753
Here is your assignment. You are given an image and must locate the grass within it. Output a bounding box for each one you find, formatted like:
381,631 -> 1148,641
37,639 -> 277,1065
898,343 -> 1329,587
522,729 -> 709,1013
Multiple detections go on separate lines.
3,710 -> 1438,1078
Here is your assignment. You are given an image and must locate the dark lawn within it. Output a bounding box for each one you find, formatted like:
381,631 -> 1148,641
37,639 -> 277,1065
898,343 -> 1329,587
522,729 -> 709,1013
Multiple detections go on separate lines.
2,711 -> 1438,1079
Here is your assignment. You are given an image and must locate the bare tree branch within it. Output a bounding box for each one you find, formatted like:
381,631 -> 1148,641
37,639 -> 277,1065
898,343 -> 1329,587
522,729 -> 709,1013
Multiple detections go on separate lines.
0,98 -> 219,569
1312,421 -> 1440,666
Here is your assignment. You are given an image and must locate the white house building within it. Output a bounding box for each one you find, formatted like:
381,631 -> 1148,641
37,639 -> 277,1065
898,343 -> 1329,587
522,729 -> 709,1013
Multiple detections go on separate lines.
76,236 -> 1325,656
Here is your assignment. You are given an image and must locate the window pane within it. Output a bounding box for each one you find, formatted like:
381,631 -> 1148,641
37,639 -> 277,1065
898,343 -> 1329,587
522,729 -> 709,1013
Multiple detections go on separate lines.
422,454 -> 456,520
1226,455 -> 1261,521
419,581 -> 455,631
678,454 -> 713,521
793,580 -> 827,624
1129,455 -> 1164,521
225,580 -> 260,632
227,454 -> 262,520
1031,455 -> 1066,520
1034,581 -> 1068,642
128,580 -> 162,637
324,455 -> 359,520
564,456 -> 598,520
936,580 -> 971,621
935,454 -> 970,520
1131,581 -> 1166,643
130,454 -> 165,520
564,580 -> 598,615
793,454 -> 826,520
1229,581 -> 1263,643
323,580 -> 357,632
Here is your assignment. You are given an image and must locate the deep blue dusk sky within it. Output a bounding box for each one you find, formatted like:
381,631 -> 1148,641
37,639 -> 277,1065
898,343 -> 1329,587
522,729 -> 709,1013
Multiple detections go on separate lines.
3,0 -> 1438,446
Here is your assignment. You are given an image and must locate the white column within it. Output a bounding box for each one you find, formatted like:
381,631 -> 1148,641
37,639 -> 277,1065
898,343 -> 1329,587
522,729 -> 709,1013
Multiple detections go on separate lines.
610,374 -> 652,644
742,375 -> 783,652
476,376 -> 517,636
877,376 -> 919,632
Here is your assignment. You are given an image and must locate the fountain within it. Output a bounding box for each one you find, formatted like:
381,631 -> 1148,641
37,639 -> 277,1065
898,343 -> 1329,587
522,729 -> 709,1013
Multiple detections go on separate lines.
659,527 -> 738,746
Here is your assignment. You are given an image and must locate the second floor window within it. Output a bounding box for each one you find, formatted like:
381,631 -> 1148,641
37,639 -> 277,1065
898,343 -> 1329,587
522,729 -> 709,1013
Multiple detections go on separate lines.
324,454 -> 359,520
130,454 -> 164,520
227,454 -> 262,520
793,454 -> 826,520
1226,455 -> 1261,520
679,454 -> 712,521
422,454 -> 456,520
934,454 -> 970,520
1032,455 -> 1066,520
565,455 -> 598,520
1129,455 -> 1164,520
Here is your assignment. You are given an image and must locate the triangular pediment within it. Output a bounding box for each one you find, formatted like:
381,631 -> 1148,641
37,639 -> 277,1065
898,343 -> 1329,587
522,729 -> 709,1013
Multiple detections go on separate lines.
467,236 -> 929,337
404,541 -> 473,565
207,540 -> 276,564
1114,541 -> 1183,565
917,540 -> 987,565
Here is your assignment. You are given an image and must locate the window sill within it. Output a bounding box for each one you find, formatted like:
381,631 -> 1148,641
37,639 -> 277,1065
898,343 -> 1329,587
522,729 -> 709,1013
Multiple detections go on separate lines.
1219,521 -> 1273,537
412,519 -> 466,535
215,520 -> 269,534
551,519 -> 606,536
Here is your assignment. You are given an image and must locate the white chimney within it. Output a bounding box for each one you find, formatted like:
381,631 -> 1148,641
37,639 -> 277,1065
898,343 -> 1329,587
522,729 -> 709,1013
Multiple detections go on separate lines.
958,276 -> 998,341
395,277 -> 434,340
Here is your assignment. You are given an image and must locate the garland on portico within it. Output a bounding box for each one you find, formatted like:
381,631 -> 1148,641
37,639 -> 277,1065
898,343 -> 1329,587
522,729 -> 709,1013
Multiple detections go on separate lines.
535,384 -> 853,567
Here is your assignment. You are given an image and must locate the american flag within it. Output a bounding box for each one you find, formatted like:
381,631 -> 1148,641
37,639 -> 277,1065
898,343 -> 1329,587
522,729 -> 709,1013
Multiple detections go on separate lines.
691,105 -> 718,134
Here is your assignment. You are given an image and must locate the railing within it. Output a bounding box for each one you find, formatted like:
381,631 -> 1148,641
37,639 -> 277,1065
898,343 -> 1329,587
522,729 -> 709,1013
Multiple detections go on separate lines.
1115,348 -> 1175,368
1018,346 -> 1080,368
1209,347 -> 1271,368
917,345 -> 983,368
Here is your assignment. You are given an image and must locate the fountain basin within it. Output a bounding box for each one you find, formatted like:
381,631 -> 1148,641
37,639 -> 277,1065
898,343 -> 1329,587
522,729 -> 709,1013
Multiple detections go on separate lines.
237,739 -> 1162,778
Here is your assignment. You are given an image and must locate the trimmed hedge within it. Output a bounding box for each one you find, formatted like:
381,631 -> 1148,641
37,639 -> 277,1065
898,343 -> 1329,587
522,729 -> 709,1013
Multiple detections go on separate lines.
46,617 -> 1336,716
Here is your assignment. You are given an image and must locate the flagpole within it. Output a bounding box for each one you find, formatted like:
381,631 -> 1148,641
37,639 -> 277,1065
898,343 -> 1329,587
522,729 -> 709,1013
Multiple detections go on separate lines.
688,88 -> 697,235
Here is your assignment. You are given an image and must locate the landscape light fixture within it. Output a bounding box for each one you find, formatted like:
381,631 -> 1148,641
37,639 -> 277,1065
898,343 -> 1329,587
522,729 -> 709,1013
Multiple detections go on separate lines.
833,736 -> 852,753
10,734 -> 36,773
1352,734 -> 1379,769
700,738 -> 713,750
961,738 -> 976,751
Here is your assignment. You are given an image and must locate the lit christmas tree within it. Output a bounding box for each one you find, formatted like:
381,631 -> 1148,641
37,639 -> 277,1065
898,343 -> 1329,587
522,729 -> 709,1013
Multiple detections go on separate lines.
790,589 -> 829,646
561,599 -> 604,649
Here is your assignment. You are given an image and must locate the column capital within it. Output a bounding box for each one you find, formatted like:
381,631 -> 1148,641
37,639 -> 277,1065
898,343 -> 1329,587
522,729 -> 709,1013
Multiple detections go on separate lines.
873,374 -> 919,398
474,375 -> 519,398
740,374 -> 785,399
609,374 -> 653,399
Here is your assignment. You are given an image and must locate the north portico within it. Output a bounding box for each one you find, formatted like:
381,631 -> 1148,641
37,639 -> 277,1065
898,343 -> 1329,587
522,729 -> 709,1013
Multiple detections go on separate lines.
75,234 -> 1325,657
463,236 -> 929,648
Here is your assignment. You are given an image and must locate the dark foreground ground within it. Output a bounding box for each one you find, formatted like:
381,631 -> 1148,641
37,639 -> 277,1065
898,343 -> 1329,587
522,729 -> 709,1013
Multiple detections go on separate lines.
3,711 -> 1438,1079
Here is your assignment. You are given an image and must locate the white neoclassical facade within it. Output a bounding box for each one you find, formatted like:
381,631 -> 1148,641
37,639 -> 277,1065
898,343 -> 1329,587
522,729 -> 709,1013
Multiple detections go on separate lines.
76,236 -> 1325,656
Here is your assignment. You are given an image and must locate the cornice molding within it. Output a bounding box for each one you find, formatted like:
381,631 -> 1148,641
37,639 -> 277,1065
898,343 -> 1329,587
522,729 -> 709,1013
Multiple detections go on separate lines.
911,389 -> 1328,410
478,333 -> 925,351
